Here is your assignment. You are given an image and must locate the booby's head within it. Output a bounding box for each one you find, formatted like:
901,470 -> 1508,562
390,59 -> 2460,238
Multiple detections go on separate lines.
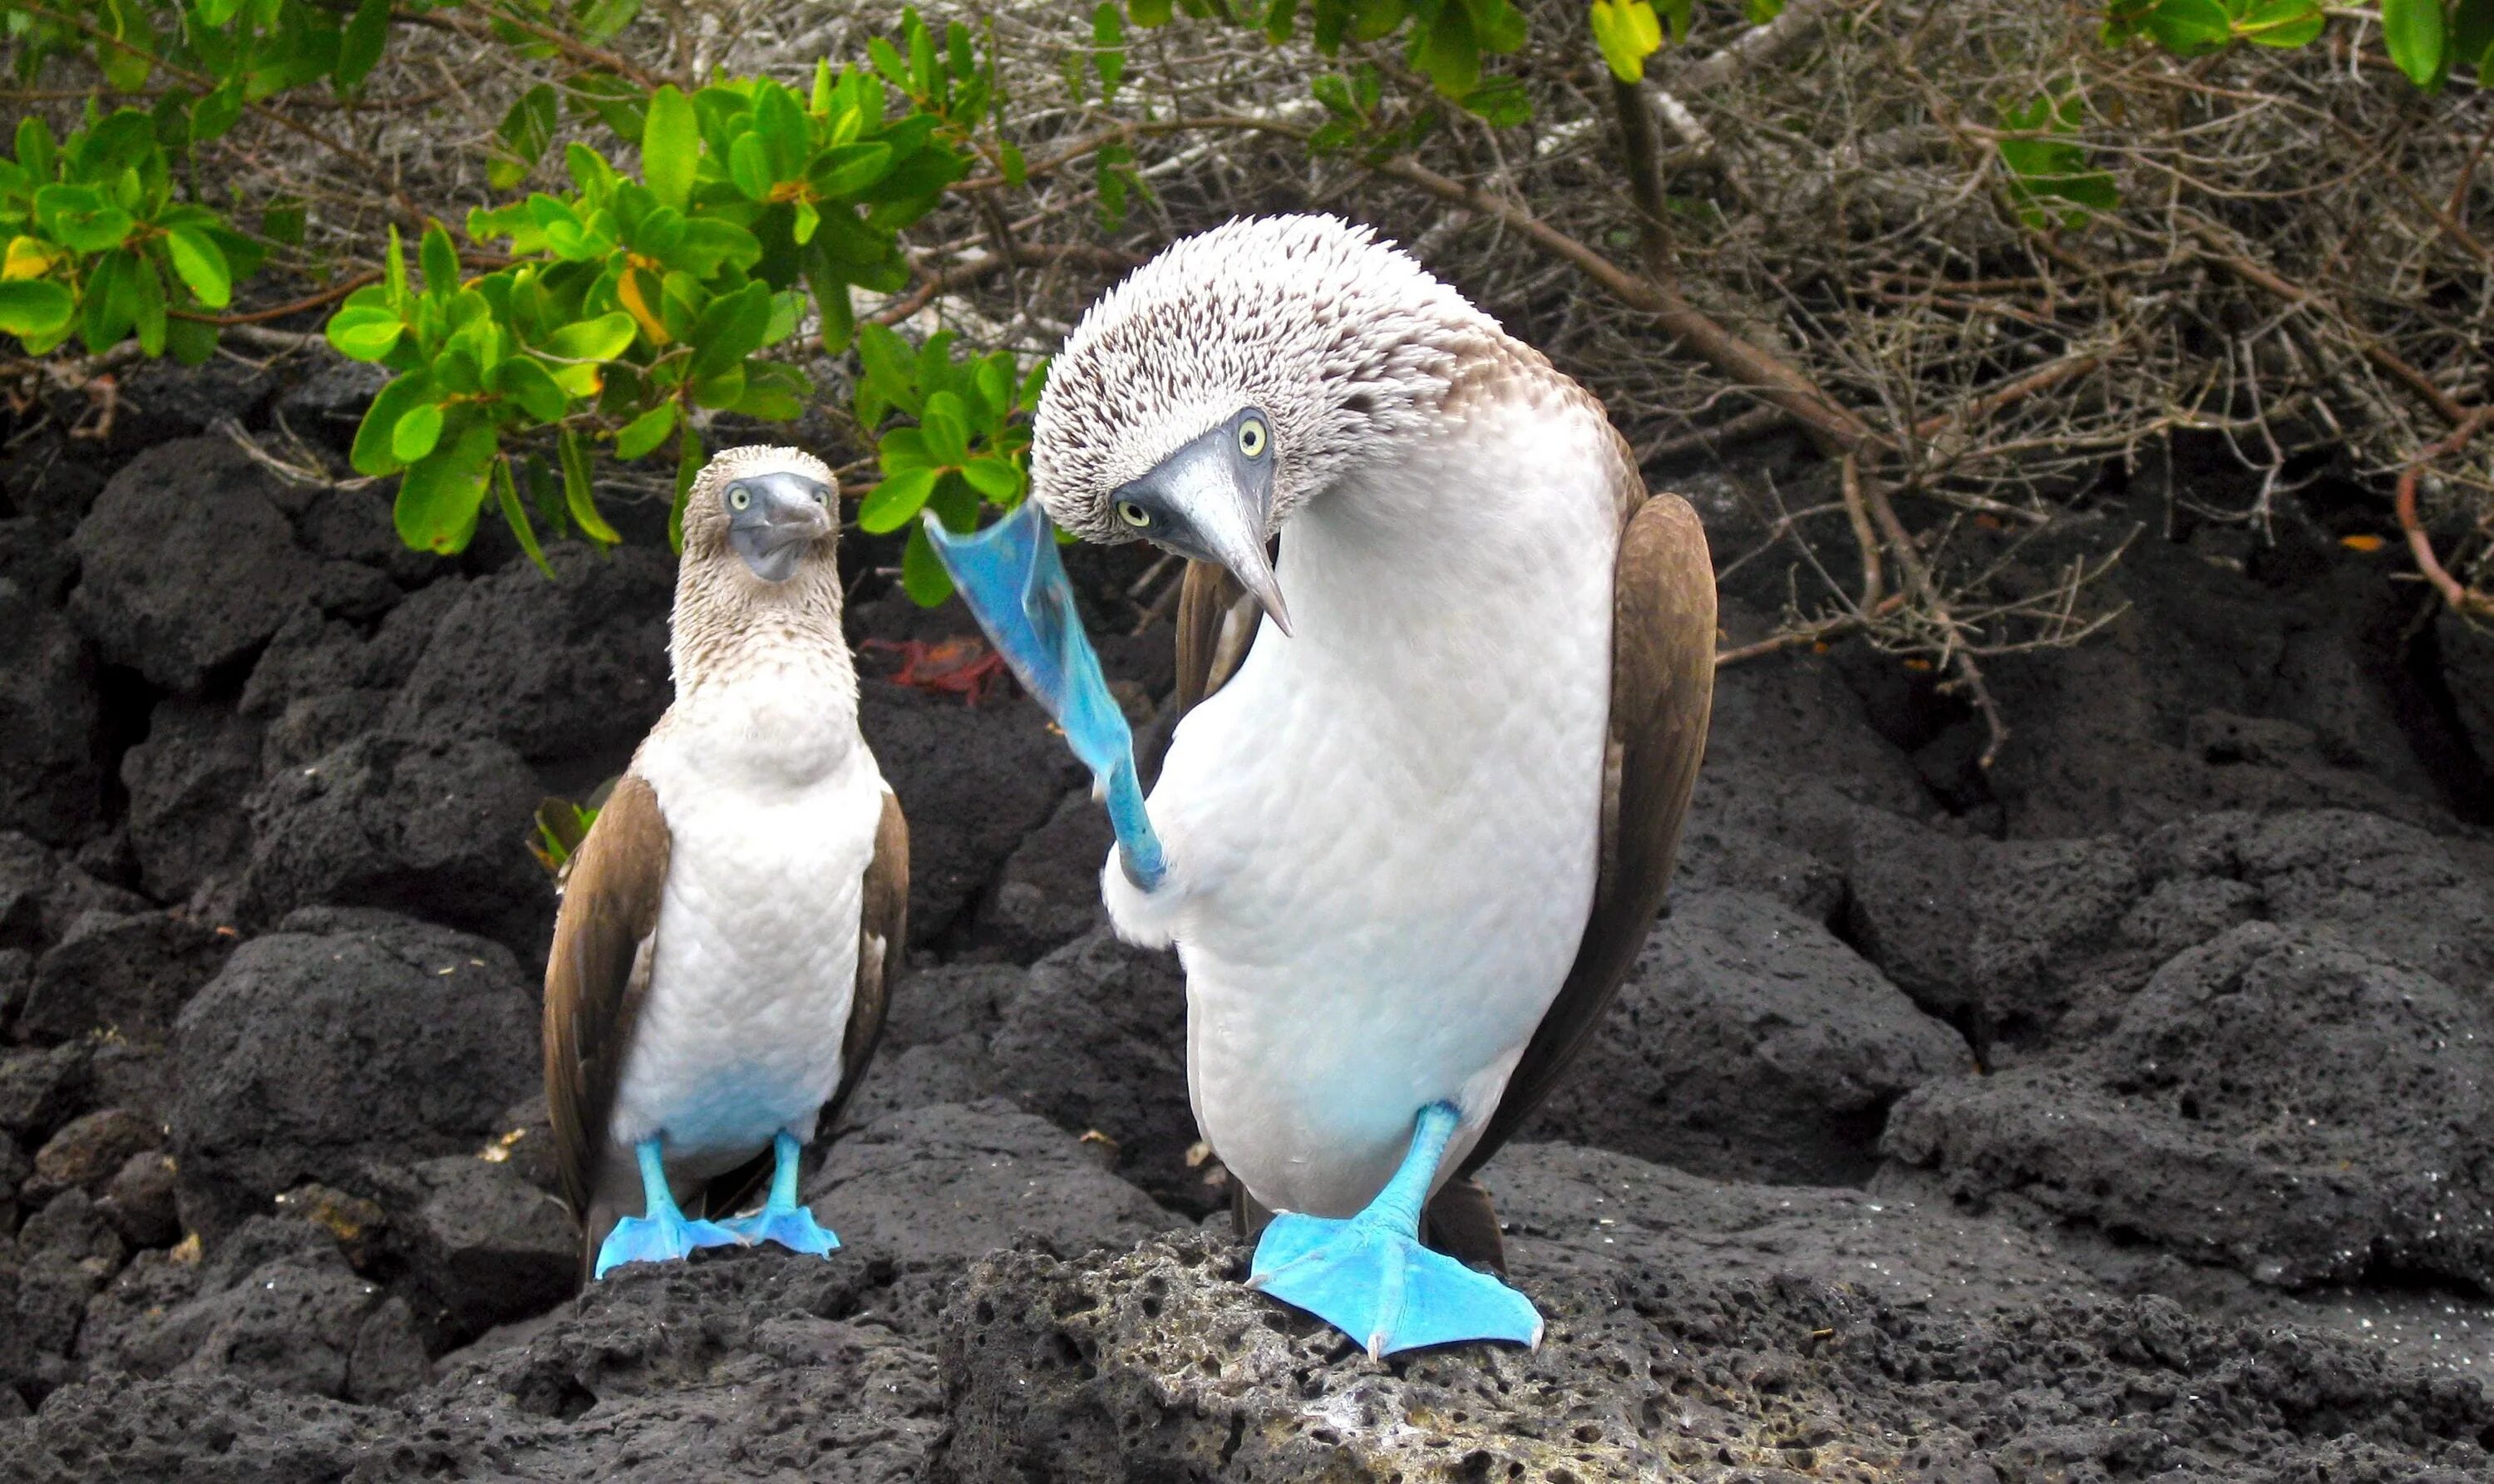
1030,214 -> 1499,636
679,445 -> 837,585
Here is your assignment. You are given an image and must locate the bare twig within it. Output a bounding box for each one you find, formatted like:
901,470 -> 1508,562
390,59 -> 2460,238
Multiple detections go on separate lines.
2395,407 -> 2494,619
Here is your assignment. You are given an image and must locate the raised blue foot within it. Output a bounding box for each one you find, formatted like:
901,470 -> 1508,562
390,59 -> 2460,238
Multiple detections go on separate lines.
720,1130 -> 840,1258
1247,1103 -> 1544,1359
593,1136 -> 741,1279
922,503 -> 1164,889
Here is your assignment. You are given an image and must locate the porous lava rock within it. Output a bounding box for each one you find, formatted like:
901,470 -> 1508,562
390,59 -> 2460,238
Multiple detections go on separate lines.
170,909 -> 538,1239
860,681 -> 1082,946
936,1145 -> 2494,1483
65,439 -> 329,693
239,731 -> 547,951
0,594 -> 103,848
983,929 -> 1202,1212
1521,888 -> 1968,1184
380,542 -> 675,768
1885,920 -> 2494,1293
119,696 -> 264,904
19,910 -> 230,1047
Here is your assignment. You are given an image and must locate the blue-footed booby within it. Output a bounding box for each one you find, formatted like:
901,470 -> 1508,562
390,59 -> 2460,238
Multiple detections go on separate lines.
927,214 -> 1714,1358
544,445 -> 908,1280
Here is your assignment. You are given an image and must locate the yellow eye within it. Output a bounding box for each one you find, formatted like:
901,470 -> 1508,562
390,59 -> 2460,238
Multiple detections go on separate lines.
728,485 -> 752,511
1237,417 -> 1267,459
1116,500 -> 1152,528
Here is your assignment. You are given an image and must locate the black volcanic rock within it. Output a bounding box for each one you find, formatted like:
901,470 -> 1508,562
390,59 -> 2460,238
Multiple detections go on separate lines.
1522,888 -> 1968,1184
0,594 -> 103,848
66,440 -> 327,693
240,731 -> 547,952
170,910 -> 537,1240
1885,920 -> 2494,1294
380,543 -> 674,769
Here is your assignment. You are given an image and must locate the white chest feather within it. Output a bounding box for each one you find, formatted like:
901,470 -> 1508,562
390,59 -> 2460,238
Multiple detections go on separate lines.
609,658 -> 887,1174
1105,396 -> 1621,1215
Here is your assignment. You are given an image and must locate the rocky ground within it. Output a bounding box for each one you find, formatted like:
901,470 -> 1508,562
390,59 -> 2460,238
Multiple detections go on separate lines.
0,362 -> 2489,1482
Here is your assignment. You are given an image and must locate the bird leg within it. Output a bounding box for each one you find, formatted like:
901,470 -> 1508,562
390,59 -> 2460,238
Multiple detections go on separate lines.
720,1130 -> 841,1257
593,1135 -> 742,1279
920,502 -> 1167,889
1245,1102 -> 1544,1360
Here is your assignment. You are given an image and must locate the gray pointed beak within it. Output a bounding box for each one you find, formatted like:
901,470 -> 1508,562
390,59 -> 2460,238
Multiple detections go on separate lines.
1115,427 -> 1293,638
727,471 -> 835,583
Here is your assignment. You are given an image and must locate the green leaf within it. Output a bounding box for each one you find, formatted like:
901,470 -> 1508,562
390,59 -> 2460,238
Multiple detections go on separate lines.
2144,0 -> 2235,55
165,313 -> 217,366
1590,0 -> 1663,82
643,85 -> 698,211
808,141 -> 894,198
2234,0 -> 2324,47
495,456 -> 556,578
575,0 -> 643,45
2382,0 -> 2446,86
900,521 -> 953,605
856,466 -> 939,533
0,280 -> 75,339
919,390 -> 971,466
489,85 -> 559,191
162,226 -> 230,308
877,427 -> 933,471
490,355 -> 569,422
1461,75 -> 1530,126
614,399 -> 679,458
754,83 -> 811,181
260,199 -> 306,245
36,186 -> 134,253
421,224 -> 460,299
730,361 -> 807,419
689,280 -> 771,377
392,401 -> 445,463
729,132 -> 777,201
124,251 -> 165,356
559,427 -> 622,545
2457,0 -> 2494,77
1131,0 -> 1174,26
668,424 -> 703,554
959,456 -> 1021,501
395,420 -> 499,554
351,370 -> 436,476
1093,4 -> 1126,101
337,0 -> 390,86
326,303 -> 404,360
543,311 -> 638,361
191,80 -> 243,142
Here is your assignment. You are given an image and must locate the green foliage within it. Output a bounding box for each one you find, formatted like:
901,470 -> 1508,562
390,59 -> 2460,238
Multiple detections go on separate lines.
1996,92 -> 2120,229
0,107 -> 262,361
851,321 -> 1047,605
2102,0 -> 2494,84
1135,0 -> 1533,126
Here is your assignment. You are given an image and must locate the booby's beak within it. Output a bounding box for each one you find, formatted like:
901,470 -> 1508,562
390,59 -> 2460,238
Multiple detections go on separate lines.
725,471 -> 835,583
1111,417 -> 1293,637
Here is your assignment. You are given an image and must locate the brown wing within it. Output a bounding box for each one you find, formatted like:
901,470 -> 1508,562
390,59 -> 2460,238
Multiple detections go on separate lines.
1457,488 -> 1717,1186
1173,559 -> 1260,717
543,774 -> 671,1226
823,789 -> 908,1134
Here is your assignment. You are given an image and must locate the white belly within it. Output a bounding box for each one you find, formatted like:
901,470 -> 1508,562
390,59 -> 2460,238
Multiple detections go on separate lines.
1107,415 -> 1620,1217
609,690 -> 886,1178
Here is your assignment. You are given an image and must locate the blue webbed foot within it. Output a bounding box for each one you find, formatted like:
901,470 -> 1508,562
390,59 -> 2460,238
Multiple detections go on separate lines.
1249,1211 -> 1543,1360
593,1207 -> 741,1279
591,1133 -> 744,1279
722,1205 -> 840,1257
1243,1102 -> 1544,1359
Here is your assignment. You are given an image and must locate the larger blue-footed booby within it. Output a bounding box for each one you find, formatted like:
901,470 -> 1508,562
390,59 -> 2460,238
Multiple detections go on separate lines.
927,214 -> 1713,1358
544,445 -> 908,1280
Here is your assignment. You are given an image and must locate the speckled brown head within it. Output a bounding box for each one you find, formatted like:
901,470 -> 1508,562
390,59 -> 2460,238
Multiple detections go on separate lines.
1028,214 -> 1502,633
670,445 -> 845,688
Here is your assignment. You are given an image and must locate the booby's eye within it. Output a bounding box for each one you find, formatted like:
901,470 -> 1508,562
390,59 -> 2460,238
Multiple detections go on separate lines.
727,484 -> 752,512
1116,500 -> 1153,529
1236,417 -> 1268,459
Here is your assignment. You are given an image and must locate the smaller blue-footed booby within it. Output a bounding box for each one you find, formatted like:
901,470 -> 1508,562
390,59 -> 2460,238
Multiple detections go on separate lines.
545,445 -> 907,1279
928,215 -> 1715,1357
